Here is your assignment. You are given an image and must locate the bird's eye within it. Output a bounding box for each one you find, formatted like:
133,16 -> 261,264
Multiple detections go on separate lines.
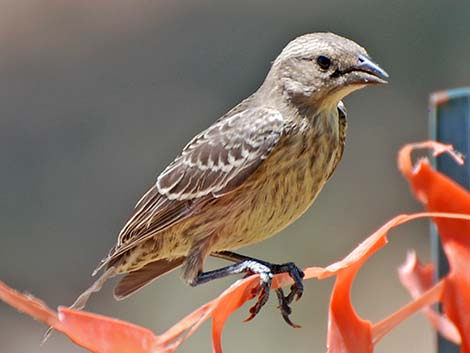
316,55 -> 331,70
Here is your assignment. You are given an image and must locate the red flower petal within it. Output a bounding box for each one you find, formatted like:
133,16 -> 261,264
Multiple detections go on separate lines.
211,278 -> 259,353
57,307 -> 159,353
399,251 -> 434,297
327,265 -> 373,353
2,211 -> 470,353
398,141 -> 470,352
398,251 -> 460,343
0,281 -> 58,327
323,212 -> 463,353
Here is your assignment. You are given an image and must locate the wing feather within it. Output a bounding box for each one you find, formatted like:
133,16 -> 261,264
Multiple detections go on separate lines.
157,107 -> 284,200
95,107 -> 284,273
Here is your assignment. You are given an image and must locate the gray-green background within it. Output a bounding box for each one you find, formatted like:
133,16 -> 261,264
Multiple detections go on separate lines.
1,1 -> 469,352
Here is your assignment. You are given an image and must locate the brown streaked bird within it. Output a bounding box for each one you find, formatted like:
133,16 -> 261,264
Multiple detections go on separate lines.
70,32 -> 388,325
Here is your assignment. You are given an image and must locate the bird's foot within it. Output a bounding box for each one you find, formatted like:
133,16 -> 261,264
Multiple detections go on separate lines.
244,260 -> 304,327
271,262 -> 305,304
272,262 -> 304,327
243,261 -> 273,322
193,253 -> 304,327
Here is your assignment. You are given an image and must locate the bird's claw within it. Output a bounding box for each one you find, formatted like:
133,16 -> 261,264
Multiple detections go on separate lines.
273,262 -> 304,328
245,272 -> 272,322
275,288 -> 301,328
273,261 -> 304,301
244,261 -> 304,326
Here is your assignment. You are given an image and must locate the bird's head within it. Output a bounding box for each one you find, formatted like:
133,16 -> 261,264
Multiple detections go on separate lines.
269,32 -> 388,109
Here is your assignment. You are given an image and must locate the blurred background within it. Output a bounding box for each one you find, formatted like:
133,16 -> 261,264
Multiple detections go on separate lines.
1,1 -> 469,352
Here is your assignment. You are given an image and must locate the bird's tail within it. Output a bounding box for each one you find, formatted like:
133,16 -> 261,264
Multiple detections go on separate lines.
42,266 -> 117,344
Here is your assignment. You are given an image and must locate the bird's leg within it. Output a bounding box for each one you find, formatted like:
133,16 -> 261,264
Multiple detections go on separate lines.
203,251 -> 304,327
191,258 -> 273,319
212,252 -> 305,304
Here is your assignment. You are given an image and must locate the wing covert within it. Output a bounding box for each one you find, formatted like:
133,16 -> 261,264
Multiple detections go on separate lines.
157,107 -> 284,200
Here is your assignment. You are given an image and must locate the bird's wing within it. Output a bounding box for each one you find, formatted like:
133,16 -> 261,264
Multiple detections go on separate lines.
95,107 -> 284,273
157,107 -> 284,199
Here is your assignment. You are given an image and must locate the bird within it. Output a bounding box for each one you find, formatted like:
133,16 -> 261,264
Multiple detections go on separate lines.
69,32 -> 388,326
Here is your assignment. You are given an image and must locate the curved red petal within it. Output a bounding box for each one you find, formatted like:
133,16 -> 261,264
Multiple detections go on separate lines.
0,281 -> 58,328
398,251 -> 460,343
58,307 -> 158,353
398,141 -> 470,351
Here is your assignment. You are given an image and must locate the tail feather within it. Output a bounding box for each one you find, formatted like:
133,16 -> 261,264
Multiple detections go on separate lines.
71,266 -> 117,310
113,257 -> 185,300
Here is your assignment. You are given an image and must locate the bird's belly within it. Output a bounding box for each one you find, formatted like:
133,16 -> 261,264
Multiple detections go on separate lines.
215,146 -> 336,250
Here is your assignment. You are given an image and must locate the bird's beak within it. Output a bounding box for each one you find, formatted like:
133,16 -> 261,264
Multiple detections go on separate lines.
324,53 -> 388,105
357,55 -> 389,80
347,55 -> 389,85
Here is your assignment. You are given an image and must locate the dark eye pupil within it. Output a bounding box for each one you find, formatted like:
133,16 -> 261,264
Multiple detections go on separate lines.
316,55 -> 331,70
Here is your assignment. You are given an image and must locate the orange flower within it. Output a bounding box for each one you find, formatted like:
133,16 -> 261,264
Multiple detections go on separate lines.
398,141 -> 470,353
398,251 -> 460,344
3,213 -> 469,353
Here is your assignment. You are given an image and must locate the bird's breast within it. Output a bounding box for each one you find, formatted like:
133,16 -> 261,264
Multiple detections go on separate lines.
215,111 -> 342,249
